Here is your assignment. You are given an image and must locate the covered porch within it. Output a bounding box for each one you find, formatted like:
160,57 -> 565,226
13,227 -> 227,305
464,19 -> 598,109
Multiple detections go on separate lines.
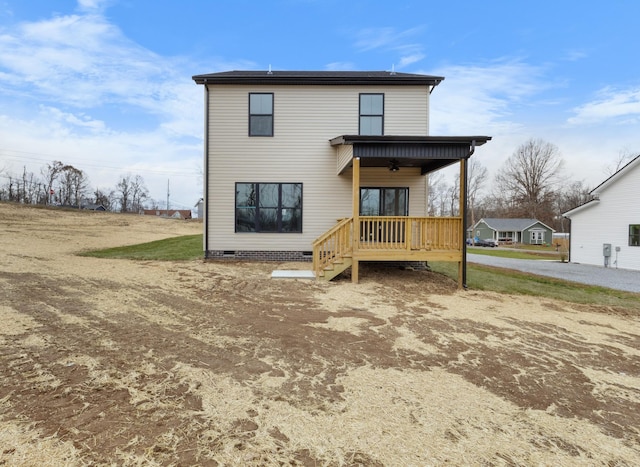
312,135 -> 491,287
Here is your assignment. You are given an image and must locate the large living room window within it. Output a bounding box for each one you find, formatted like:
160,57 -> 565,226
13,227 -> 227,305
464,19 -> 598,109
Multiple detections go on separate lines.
359,93 -> 384,135
630,224 -> 640,246
249,93 -> 273,136
235,183 -> 302,233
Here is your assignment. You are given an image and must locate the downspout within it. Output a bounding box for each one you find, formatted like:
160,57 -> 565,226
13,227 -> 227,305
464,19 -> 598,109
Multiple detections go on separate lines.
462,140 -> 476,289
203,81 -> 210,257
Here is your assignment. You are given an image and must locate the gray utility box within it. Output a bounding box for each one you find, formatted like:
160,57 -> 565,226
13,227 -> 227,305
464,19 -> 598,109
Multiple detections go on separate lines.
603,243 -> 612,267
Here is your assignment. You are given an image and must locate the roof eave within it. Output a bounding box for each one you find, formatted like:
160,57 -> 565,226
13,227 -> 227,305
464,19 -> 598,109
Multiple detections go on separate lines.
193,71 -> 445,87
330,135 -> 491,146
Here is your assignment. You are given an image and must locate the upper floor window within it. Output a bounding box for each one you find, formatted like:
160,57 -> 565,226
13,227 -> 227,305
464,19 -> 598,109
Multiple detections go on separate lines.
359,93 -> 384,135
249,93 -> 273,136
236,182 -> 302,233
630,224 -> 640,246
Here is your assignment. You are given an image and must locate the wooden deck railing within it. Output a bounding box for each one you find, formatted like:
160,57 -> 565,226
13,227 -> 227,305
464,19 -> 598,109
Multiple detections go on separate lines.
313,216 -> 462,277
358,216 -> 462,251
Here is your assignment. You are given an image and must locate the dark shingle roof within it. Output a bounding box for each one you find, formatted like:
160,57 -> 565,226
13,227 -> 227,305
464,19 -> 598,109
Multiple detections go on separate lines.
471,218 -> 554,232
192,70 -> 444,87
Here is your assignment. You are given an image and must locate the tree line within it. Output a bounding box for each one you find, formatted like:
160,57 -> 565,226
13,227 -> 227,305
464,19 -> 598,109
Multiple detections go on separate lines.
0,160 -> 151,213
427,138 -> 637,233
1,139 -> 635,224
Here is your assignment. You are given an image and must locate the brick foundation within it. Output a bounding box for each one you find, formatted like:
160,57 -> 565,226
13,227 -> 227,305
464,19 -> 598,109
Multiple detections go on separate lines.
204,250 -> 427,270
205,250 -> 313,262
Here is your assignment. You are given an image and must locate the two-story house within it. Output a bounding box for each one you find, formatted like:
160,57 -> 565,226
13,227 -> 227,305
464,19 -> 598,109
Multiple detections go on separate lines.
192,70 -> 491,285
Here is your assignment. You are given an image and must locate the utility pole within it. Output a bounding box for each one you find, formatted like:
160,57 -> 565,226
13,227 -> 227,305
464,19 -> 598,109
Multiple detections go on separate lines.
166,179 -> 170,213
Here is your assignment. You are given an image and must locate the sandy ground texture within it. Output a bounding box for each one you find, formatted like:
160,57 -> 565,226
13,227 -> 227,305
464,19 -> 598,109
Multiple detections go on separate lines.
1,202 -> 640,466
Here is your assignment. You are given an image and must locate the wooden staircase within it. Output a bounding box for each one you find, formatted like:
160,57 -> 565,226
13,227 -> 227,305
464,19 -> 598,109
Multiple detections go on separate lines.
312,217 -> 354,281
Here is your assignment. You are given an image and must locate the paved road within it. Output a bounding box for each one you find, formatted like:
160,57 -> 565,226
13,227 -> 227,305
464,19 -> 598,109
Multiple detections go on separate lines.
467,253 -> 640,293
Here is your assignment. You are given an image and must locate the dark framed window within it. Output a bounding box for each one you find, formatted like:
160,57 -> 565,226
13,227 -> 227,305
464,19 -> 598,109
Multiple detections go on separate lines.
249,93 -> 273,136
630,224 -> 640,246
360,187 -> 408,216
359,93 -> 384,135
235,183 -> 302,232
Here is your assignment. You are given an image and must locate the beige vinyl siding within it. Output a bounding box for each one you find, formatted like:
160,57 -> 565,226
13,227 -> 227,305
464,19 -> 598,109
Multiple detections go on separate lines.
336,145 -> 353,174
207,84 -> 430,252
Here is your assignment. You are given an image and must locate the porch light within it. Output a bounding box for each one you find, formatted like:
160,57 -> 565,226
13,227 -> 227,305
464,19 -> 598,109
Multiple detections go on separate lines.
388,159 -> 400,172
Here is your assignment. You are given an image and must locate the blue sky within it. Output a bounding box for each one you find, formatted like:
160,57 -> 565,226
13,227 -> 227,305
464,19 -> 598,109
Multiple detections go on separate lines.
1,0 -> 639,208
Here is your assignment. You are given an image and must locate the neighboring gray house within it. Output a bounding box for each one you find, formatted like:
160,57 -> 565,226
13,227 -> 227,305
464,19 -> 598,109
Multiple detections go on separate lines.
468,218 -> 555,245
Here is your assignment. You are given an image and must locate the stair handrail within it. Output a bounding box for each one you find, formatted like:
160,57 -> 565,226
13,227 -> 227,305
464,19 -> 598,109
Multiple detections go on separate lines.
312,217 -> 353,275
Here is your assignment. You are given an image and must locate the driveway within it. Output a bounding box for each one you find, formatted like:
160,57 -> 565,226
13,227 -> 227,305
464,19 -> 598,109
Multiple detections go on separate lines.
467,253 -> 640,293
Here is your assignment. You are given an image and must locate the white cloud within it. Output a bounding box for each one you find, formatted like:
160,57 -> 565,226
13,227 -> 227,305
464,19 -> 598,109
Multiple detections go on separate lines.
568,86 -> 640,125
398,53 -> 425,68
428,59 -> 547,135
40,105 -> 106,133
77,0 -> 112,13
325,61 -> 358,71
353,26 -> 425,69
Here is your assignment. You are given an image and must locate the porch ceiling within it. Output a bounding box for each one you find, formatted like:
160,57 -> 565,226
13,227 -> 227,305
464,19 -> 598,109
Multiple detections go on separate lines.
330,135 -> 491,175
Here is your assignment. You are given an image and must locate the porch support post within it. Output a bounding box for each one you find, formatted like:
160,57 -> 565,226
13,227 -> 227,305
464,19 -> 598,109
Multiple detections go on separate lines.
458,157 -> 467,289
352,157 -> 360,283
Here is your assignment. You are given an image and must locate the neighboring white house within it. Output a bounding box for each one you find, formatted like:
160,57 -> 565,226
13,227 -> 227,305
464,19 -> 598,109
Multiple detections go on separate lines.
192,70 -> 491,283
563,154 -> 640,270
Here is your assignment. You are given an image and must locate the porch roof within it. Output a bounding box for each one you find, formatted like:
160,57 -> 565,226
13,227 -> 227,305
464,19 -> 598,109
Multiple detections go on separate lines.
330,135 -> 491,174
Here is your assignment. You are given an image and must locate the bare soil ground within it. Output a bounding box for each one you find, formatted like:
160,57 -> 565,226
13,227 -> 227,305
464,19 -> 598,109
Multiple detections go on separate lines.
1,203 -> 639,466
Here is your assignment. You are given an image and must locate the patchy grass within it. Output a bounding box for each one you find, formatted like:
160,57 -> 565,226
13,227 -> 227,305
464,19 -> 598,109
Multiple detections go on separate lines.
79,234 -> 203,261
81,234 -> 638,309
467,247 -> 561,260
430,261 -> 640,310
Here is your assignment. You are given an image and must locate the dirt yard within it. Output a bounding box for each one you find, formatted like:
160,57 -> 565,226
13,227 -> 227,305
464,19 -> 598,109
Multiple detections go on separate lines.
1,203 -> 639,466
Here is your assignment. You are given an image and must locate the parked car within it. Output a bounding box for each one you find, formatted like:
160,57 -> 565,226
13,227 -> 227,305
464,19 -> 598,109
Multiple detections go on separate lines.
468,237 -> 497,247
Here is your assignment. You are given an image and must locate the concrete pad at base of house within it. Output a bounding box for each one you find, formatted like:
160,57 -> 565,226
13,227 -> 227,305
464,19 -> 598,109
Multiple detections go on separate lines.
271,270 -> 316,279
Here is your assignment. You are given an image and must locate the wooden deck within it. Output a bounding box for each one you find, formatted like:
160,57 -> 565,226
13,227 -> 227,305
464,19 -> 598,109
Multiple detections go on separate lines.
312,216 -> 463,281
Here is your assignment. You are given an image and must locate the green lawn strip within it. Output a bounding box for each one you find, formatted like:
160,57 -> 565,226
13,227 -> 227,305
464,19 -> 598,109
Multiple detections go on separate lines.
429,261 -> 640,310
79,234 -> 203,261
467,247 -> 560,260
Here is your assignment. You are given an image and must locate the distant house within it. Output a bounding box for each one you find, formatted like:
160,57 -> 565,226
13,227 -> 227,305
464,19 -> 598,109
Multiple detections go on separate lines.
468,218 -> 555,245
142,209 -> 192,220
80,202 -> 106,211
563,154 -> 640,270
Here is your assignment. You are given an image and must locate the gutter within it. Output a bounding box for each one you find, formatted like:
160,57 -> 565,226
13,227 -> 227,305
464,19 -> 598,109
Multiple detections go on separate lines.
462,139 -> 476,289
203,82 -> 210,257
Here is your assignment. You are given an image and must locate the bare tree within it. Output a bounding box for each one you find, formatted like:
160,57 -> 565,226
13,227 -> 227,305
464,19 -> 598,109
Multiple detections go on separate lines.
427,172 -> 449,216
447,175 -> 460,217
42,161 -> 64,205
93,188 -> 115,211
554,180 -> 593,232
494,138 -> 564,224
116,174 -> 132,212
116,174 -> 149,212
603,148 -> 637,176
130,174 -> 149,213
466,158 -> 488,243
55,164 -> 89,206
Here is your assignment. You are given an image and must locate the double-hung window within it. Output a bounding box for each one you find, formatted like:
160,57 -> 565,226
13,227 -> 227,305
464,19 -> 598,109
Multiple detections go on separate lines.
359,93 -> 384,135
235,183 -> 302,233
630,224 -> 640,246
249,93 -> 273,136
